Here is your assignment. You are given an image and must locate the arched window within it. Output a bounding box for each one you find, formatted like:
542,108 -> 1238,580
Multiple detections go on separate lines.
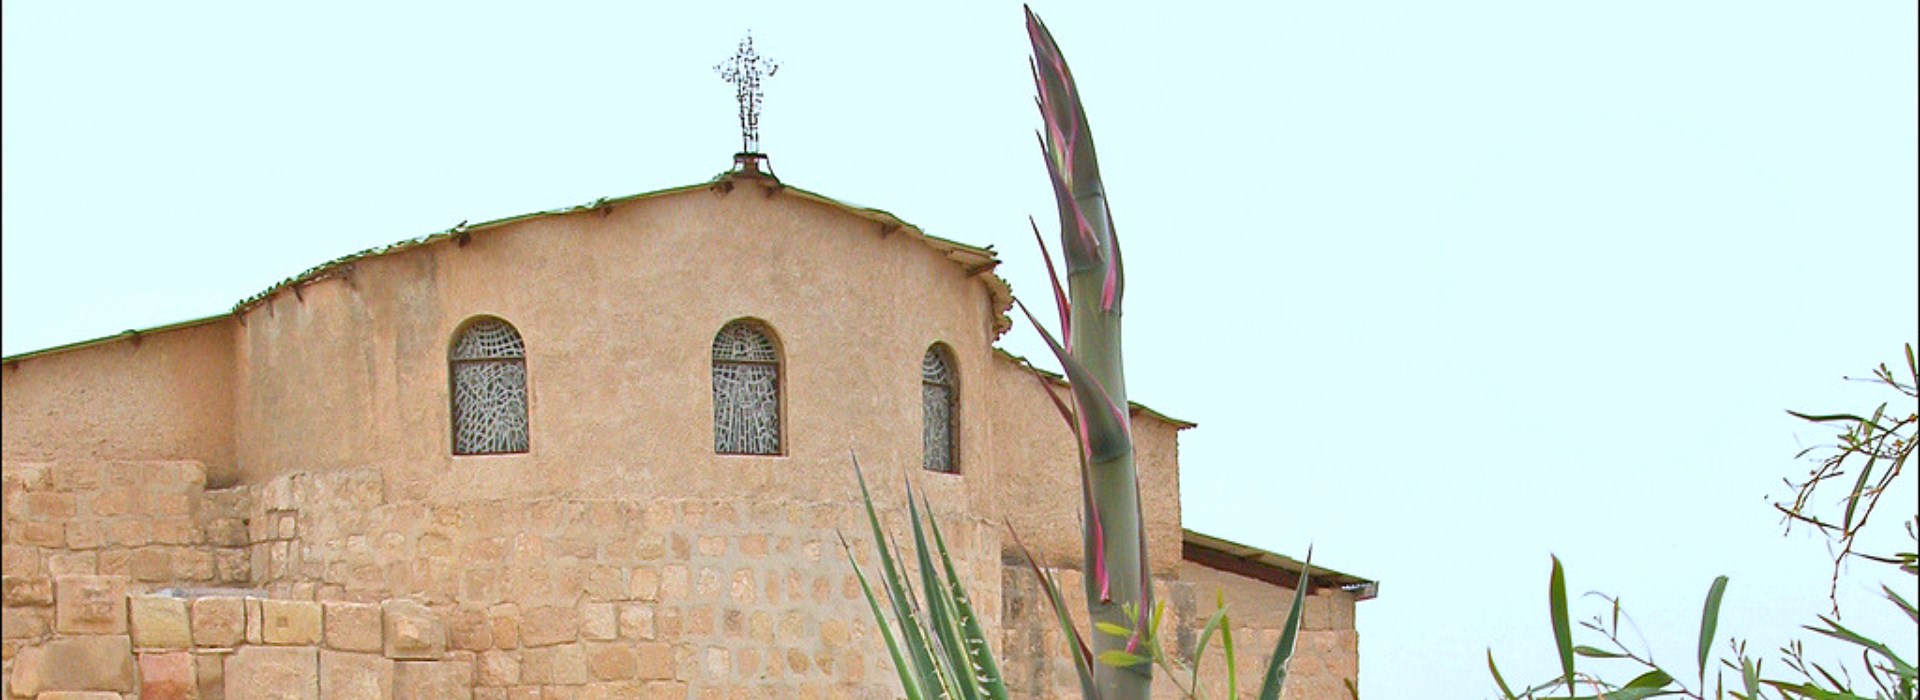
449,317 -> 529,455
712,320 -> 781,455
921,344 -> 958,473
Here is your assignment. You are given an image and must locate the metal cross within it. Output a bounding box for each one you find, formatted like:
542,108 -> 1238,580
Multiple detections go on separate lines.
715,33 -> 779,154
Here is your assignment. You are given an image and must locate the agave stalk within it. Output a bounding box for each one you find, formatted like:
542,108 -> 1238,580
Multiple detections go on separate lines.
1023,7 -> 1153,699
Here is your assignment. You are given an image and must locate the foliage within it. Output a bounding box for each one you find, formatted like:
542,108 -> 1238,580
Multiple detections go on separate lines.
841,7 -> 1319,700
1488,345 -> 1918,700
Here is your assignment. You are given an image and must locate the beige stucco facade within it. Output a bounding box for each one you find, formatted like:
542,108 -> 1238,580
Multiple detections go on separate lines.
2,166 -> 1370,699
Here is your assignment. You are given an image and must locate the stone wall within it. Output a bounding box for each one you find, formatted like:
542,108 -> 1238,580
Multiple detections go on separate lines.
4,459 -> 999,698
1000,562 -> 1359,700
6,458 -> 1354,699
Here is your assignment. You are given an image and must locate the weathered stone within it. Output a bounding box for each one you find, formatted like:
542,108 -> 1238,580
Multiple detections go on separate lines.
476,650 -> 519,686
587,642 -> 637,681
517,606 -> 576,648
259,599 -> 321,646
393,660 -> 472,700
0,575 -> 51,602
1,606 -> 48,639
34,692 -> 122,700
637,642 -> 673,680
30,635 -> 135,691
195,652 -> 227,700
323,602 -> 382,653
131,595 -> 193,650
225,646 -> 316,700
8,644 -> 48,696
191,597 -> 246,648
444,607 -> 491,652
53,575 -> 126,634
319,650 -> 393,700
382,600 -> 444,660
579,603 -> 616,641
139,651 -> 198,700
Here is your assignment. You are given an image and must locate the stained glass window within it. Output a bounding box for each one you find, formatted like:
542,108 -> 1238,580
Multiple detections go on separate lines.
450,318 -> 529,455
922,344 -> 957,473
713,320 -> 781,455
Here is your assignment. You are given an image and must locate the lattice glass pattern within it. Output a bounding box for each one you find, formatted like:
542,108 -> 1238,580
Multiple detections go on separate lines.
450,319 -> 529,455
451,319 -> 525,360
922,346 -> 957,473
713,321 -> 780,455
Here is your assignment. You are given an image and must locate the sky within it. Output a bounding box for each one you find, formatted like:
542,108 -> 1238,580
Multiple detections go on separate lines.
4,1 -> 1915,696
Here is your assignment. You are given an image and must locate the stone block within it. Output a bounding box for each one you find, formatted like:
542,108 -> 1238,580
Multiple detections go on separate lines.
517,606 -> 576,648
195,652 -> 227,700
0,576 -> 52,606
260,599 -> 322,645
324,602 -> 382,653
139,651 -> 197,700
131,595 -> 193,650
476,650 -> 519,686
636,642 -> 673,680
225,646 -> 316,700
320,650 -> 393,700
444,608 -> 491,652
32,635 -> 135,691
579,603 -> 616,641
393,660 -> 472,700
382,600 -> 444,660
587,642 -> 637,681
192,597 -> 246,648
53,575 -> 127,634
8,644 -> 48,697
34,692 -> 123,700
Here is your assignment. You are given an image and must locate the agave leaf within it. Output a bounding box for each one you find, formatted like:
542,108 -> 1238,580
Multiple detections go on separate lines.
1222,598 -> 1240,700
1574,645 -> 1626,659
852,455 -> 942,698
908,486 -> 978,700
841,536 -> 927,700
1256,551 -> 1313,700
1015,299 -> 1130,462
1030,216 -> 1073,343
925,495 -> 1008,699
1097,650 -> 1150,668
1885,583 -> 1917,625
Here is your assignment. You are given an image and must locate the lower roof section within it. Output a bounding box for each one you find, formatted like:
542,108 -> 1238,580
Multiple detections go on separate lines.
1182,529 -> 1379,601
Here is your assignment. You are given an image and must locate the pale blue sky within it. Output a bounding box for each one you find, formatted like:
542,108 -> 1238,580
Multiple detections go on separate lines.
4,2 -> 1915,696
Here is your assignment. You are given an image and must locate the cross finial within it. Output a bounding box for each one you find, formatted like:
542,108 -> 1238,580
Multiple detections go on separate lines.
715,33 -> 779,154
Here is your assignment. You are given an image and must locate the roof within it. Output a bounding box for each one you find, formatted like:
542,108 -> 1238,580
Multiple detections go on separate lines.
994,348 -> 1197,430
1182,528 -> 1379,601
4,167 -> 1015,364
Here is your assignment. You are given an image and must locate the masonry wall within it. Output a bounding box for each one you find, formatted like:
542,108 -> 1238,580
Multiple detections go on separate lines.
4,459 -> 1002,699
1000,561 -> 1359,700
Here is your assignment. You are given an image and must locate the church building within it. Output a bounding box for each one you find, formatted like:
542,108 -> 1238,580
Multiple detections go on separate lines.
1,151 -> 1374,699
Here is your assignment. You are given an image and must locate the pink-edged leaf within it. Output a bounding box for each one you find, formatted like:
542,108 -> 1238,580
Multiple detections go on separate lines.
1015,299 -> 1131,460
1030,216 -> 1073,344
1100,200 -> 1123,312
1038,136 -> 1099,263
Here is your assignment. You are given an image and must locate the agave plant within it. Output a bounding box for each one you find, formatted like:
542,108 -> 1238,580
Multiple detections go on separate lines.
842,8 -> 1316,700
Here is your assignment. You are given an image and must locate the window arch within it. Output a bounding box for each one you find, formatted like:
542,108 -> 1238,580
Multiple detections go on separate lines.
712,319 -> 782,455
921,344 -> 958,473
449,317 -> 529,455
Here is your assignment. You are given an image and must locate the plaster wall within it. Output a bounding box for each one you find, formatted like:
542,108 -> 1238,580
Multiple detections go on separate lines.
232,178 -> 999,523
1,321 -> 237,485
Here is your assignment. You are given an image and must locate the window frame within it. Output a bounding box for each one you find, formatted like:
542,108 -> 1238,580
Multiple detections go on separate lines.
711,319 -> 785,456
921,343 -> 960,474
448,316 -> 531,456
